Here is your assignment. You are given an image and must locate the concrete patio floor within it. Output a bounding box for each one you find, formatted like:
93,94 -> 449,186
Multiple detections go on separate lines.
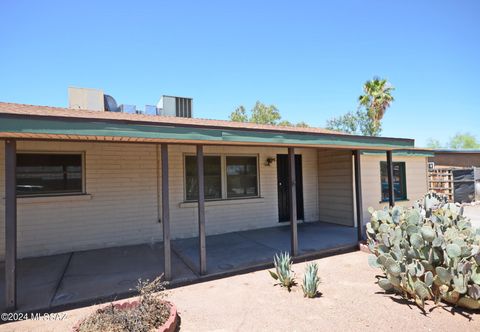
0,221 -> 357,313
173,222 -> 357,275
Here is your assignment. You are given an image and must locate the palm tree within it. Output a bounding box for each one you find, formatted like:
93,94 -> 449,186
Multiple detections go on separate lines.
358,77 -> 395,136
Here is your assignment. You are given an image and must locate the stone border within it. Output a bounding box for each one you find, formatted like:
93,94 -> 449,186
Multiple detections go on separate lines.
159,301 -> 178,332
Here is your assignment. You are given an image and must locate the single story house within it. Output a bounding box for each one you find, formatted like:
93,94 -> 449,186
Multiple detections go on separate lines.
0,96 -> 432,310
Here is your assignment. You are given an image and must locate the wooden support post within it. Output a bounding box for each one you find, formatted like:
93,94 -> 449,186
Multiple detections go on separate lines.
161,144 -> 171,281
353,150 -> 364,241
386,151 -> 395,207
5,139 -> 17,311
197,145 -> 207,275
288,147 -> 298,256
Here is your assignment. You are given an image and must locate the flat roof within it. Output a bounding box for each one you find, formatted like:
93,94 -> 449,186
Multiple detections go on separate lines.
433,149 -> 480,154
0,102 -> 416,150
361,149 -> 434,157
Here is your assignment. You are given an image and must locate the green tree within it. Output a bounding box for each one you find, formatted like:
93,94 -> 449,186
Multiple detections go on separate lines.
230,101 -> 309,127
358,77 -> 395,136
426,138 -> 443,149
326,109 -> 370,135
250,101 -> 281,125
229,105 -> 248,122
448,133 -> 480,149
295,121 -> 309,128
278,120 -> 294,126
425,133 -> 479,149
325,77 -> 394,136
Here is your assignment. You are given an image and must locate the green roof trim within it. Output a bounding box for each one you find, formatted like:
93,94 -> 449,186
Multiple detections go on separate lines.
0,116 -> 415,149
360,150 -> 434,157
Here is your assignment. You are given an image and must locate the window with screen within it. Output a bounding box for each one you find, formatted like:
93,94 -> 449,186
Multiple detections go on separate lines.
185,156 -> 222,201
380,161 -> 407,201
16,153 -> 83,196
226,156 -> 258,198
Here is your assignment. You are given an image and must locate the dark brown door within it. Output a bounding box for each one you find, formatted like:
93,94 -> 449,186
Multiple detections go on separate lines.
277,154 -> 304,222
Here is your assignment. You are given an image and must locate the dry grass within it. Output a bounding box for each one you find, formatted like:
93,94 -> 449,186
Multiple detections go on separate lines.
75,276 -> 170,332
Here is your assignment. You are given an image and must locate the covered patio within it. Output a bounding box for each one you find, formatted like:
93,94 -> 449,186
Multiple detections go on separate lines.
0,221 -> 356,313
0,102 -> 412,312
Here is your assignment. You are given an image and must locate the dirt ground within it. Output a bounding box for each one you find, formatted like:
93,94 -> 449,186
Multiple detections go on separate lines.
2,251 -> 479,332
464,204 -> 480,229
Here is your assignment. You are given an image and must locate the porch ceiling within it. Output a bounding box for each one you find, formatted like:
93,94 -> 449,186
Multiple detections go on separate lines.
0,102 -> 415,150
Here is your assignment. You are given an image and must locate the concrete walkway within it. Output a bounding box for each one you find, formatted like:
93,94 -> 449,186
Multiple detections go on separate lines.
0,221 -> 357,313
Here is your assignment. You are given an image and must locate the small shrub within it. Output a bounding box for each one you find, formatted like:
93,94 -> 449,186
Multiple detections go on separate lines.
367,192 -> 480,310
269,252 -> 296,290
302,262 -> 321,298
76,275 -> 171,332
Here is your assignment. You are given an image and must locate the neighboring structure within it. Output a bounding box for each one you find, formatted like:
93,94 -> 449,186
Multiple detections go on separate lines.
428,149 -> 480,203
429,149 -> 480,168
0,89 -> 431,310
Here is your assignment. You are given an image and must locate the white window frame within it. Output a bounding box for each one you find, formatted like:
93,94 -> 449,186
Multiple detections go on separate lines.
183,153 -> 260,202
16,151 -> 86,197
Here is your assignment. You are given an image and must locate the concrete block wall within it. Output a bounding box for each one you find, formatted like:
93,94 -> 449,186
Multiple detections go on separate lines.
0,142 -> 320,259
167,145 -> 319,239
0,141 -> 161,259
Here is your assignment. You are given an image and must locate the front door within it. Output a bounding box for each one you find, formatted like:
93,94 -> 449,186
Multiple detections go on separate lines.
277,154 -> 304,222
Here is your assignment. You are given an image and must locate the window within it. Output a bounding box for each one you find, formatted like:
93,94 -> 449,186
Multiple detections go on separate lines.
16,153 -> 83,196
184,154 -> 259,201
380,161 -> 407,201
185,156 -> 222,200
226,156 -> 258,198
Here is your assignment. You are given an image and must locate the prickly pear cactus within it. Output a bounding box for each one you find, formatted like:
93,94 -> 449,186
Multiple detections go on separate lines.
366,192 -> 480,310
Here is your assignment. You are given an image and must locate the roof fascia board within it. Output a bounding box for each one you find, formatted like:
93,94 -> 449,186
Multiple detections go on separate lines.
0,116 -> 415,149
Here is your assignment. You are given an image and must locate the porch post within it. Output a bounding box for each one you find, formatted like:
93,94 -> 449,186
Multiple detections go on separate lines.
353,150 -> 364,241
288,147 -> 298,256
197,144 -> 207,275
386,151 -> 395,207
5,139 -> 17,311
161,144 -> 171,281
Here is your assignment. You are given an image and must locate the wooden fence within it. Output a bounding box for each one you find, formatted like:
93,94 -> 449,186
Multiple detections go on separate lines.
428,168 -> 454,201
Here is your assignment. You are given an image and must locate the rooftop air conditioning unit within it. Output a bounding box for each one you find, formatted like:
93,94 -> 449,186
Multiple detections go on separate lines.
119,104 -> 137,114
144,105 -> 157,116
68,87 -> 105,111
157,96 -> 192,118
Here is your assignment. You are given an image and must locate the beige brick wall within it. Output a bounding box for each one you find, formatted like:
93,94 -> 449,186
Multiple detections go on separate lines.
317,149 -> 354,226
360,154 -> 428,223
0,139 -> 428,260
166,145 -> 319,239
0,142 -> 320,259
0,141 -> 162,259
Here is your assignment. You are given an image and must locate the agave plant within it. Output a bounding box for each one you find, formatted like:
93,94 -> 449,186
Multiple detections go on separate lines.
269,252 -> 296,290
302,262 -> 321,298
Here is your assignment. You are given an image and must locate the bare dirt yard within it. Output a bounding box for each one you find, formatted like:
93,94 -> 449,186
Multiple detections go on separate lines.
3,251 -> 479,332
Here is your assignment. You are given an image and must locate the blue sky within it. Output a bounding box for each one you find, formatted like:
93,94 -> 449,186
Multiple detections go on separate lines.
1,0 -> 479,147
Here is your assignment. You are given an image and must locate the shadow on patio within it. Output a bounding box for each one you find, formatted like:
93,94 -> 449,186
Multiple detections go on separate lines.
173,221 -> 357,275
0,221 -> 357,313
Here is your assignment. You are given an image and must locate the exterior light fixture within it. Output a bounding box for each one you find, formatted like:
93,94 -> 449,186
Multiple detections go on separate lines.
265,157 -> 276,166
